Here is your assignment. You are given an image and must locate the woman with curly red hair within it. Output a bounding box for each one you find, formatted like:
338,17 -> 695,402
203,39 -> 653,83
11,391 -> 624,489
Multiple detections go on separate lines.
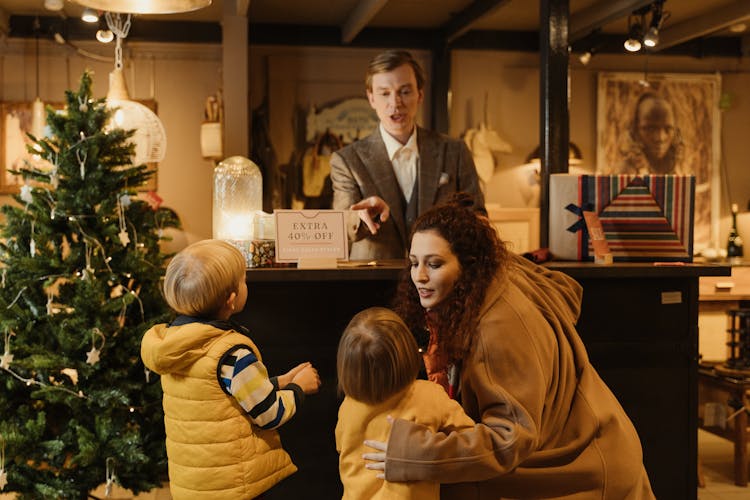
363,193 -> 655,499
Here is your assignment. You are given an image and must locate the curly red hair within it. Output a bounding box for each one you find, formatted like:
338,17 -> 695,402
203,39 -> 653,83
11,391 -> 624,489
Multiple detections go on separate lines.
393,193 -> 510,363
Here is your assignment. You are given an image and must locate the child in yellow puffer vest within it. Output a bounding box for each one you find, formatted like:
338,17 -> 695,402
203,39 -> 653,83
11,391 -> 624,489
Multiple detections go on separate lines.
141,239 -> 321,499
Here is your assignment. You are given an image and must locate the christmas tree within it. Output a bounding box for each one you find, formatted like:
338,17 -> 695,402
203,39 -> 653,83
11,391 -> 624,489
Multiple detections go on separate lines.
0,71 -> 180,498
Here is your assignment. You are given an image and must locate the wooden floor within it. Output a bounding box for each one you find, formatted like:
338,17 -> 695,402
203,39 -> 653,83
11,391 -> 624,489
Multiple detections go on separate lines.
699,428 -> 749,499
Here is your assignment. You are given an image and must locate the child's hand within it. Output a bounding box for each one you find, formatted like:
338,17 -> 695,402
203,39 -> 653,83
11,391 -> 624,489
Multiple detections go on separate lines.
278,362 -> 311,388
292,363 -> 321,394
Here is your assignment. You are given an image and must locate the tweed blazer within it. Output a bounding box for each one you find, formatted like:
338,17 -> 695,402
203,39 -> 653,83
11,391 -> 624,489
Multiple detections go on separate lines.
330,126 -> 485,260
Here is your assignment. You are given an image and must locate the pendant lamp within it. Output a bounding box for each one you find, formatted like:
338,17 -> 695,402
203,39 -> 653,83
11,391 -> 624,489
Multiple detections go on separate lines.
73,0 -> 212,14
105,12 -> 166,165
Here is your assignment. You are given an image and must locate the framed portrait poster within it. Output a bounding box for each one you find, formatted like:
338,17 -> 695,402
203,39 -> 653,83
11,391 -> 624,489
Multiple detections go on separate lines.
1,99 -> 159,195
596,72 -> 721,251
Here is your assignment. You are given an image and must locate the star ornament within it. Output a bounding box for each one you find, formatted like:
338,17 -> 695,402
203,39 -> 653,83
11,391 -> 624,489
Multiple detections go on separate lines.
118,230 -> 130,247
86,347 -> 101,365
0,351 -> 13,370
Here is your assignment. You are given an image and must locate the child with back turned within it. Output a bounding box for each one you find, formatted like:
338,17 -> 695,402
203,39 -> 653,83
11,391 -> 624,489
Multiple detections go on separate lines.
141,239 -> 321,500
335,306 -> 474,499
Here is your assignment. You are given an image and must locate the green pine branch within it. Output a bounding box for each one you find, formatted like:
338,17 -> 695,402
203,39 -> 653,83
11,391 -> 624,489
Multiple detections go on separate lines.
0,70 -> 180,498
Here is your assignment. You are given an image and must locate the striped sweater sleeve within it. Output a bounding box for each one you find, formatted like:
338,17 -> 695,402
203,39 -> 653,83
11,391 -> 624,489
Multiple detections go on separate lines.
218,345 -> 303,430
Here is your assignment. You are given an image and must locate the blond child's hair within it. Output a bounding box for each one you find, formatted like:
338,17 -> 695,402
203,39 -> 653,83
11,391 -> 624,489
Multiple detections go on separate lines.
337,307 -> 421,405
162,239 -> 246,318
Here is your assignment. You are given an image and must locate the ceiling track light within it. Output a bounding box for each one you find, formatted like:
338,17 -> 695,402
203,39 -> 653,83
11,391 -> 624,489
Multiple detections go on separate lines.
644,1 -> 664,48
96,29 -> 114,43
624,15 -> 643,52
624,1 -> 666,53
81,8 -> 99,23
96,17 -> 114,43
643,26 -> 659,48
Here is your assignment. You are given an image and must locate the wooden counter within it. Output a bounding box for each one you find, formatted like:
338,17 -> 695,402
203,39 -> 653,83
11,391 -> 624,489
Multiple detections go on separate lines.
236,261 -> 728,499
699,265 -> 750,361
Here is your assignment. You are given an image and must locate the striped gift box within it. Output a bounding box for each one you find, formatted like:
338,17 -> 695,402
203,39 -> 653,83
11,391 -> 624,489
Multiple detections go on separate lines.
549,174 -> 695,262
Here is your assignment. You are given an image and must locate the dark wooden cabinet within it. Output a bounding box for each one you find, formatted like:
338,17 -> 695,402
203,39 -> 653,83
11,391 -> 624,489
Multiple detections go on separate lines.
235,262 -> 728,499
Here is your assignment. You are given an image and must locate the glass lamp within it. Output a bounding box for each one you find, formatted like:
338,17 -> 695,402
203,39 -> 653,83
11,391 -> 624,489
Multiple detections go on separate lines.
213,156 -> 263,264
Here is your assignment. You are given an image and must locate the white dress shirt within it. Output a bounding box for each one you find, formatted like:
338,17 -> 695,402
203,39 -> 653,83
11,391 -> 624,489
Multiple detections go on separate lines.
380,123 -> 419,201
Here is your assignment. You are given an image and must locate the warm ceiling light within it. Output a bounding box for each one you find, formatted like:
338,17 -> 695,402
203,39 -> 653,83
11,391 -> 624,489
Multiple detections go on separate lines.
74,0 -> 212,14
624,37 -> 641,52
96,28 -> 114,43
579,51 -> 592,65
44,0 -> 64,10
624,23 -> 642,52
643,1 -> 664,48
624,12 -> 644,52
729,23 -> 747,33
643,26 -> 659,47
81,8 -> 99,23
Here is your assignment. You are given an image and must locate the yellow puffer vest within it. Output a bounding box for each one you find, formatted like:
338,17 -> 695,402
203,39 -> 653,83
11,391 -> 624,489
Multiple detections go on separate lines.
141,322 -> 297,499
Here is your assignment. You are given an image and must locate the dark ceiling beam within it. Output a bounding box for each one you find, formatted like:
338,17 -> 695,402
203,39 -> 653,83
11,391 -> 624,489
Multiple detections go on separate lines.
441,0 -> 512,44
9,15 -> 221,43
654,0 -> 750,51
456,29 -> 742,57
341,0 -> 389,44
6,15 -> 743,58
250,24 -> 440,49
569,0 -> 652,42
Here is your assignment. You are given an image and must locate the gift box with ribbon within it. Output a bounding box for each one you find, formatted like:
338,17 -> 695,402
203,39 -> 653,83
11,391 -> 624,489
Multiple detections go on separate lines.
549,174 -> 695,262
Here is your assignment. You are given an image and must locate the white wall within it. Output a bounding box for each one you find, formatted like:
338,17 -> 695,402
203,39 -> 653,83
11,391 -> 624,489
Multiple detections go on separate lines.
0,39 -> 222,248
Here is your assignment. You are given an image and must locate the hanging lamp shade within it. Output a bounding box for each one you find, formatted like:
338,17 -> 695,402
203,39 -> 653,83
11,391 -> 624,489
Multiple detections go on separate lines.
74,0 -> 212,14
107,68 -> 167,165
31,98 -> 46,139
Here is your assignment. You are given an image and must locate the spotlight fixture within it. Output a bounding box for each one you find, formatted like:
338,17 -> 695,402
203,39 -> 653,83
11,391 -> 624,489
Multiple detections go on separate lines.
579,51 -> 592,65
81,8 -> 99,23
643,1 -> 664,48
643,26 -> 659,48
624,19 -> 643,52
96,28 -> 114,43
96,17 -> 114,43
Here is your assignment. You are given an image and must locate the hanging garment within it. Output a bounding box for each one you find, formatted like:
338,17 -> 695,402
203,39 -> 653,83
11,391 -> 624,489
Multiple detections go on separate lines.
300,130 -> 343,207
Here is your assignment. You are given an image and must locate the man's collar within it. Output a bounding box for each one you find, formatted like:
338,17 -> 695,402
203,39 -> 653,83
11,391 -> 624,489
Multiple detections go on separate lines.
380,123 -> 419,161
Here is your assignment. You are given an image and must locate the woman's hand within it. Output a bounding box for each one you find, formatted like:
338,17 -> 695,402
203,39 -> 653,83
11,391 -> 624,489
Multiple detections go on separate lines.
363,439 -> 387,479
362,415 -> 393,480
